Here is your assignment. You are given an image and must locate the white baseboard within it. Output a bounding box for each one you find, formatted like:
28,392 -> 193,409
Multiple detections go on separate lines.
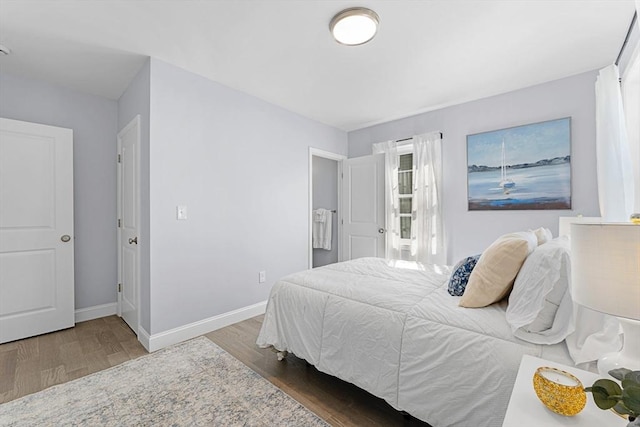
145,300 -> 267,352
138,326 -> 151,352
75,303 -> 118,323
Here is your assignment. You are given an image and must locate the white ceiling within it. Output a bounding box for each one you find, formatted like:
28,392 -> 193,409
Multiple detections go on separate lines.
0,1 -> 635,131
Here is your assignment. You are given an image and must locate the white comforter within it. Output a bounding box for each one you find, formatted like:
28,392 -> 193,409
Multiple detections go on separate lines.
256,258 -> 573,427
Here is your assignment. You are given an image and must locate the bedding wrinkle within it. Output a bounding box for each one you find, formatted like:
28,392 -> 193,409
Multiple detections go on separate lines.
393,314 -> 408,408
316,294 -> 330,367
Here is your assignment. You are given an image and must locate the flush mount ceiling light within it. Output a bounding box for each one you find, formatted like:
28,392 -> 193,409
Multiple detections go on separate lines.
0,44 -> 11,56
330,7 -> 379,46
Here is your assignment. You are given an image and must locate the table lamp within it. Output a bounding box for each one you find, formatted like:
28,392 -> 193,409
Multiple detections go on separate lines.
571,222 -> 640,376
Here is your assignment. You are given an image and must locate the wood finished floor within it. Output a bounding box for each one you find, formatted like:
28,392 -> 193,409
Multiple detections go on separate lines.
1,315 -> 430,427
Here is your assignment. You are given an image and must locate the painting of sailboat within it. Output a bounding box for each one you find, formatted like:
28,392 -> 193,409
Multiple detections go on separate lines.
467,118 -> 571,211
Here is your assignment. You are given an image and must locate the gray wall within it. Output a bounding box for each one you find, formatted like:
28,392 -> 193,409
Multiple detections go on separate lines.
0,72 -> 119,310
117,59 -> 151,332
348,70 -> 600,263
312,156 -> 339,267
147,59 -> 347,334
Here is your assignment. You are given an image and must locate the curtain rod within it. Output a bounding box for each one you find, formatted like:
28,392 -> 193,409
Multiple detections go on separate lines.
615,10 -> 638,66
396,132 -> 444,144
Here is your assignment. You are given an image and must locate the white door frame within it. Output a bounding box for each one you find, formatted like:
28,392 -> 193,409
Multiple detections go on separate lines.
116,115 -> 141,335
308,147 -> 346,269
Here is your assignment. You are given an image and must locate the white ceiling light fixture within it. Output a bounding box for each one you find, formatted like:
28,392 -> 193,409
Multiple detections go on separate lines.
0,44 -> 11,55
330,7 -> 379,46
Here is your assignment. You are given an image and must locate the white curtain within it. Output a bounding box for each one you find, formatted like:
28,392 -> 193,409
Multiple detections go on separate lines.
595,64 -> 635,221
373,141 -> 401,260
410,132 -> 445,265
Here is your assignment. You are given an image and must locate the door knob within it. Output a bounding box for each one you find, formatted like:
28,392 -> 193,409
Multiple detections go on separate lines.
128,237 -> 138,245
378,228 -> 385,234
61,235 -> 71,242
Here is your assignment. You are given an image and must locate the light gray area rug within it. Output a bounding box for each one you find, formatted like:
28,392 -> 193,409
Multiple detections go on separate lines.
0,337 -> 328,426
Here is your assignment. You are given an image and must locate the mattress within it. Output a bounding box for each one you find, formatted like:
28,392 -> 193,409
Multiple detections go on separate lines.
256,257 -> 574,427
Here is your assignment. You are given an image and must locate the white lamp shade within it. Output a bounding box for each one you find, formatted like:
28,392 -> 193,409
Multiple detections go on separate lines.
571,223 -> 640,320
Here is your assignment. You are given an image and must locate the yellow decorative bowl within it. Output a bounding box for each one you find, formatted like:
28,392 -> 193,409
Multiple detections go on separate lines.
533,367 -> 586,416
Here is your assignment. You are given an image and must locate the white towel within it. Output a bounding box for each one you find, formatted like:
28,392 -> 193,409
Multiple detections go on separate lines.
312,208 -> 332,250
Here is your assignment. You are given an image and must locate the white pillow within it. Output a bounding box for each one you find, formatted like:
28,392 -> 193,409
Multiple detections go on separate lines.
531,227 -> 553,245
506,236 -> 574,344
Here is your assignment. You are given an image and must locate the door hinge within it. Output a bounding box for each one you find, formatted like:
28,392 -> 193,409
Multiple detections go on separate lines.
117,154 -> 121,163
117,218 -> 121,228
118,283 -> 122,292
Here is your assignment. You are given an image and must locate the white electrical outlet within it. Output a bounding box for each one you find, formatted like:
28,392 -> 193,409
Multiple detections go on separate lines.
259,271 -> 266,283
177,206 -> 188,220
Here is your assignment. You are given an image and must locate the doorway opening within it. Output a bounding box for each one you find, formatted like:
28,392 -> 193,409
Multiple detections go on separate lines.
308,148 -> 345,269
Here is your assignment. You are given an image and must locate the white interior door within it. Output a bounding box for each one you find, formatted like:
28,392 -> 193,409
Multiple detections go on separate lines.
0,118 -> 74,343
117,116 -> 140,335
341,154 -> 385,261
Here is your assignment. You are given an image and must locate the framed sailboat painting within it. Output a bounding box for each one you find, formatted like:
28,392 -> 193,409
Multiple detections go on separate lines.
466,117 -> 571,211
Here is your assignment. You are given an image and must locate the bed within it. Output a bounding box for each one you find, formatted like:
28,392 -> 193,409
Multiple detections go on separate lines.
256,231 -> 614,427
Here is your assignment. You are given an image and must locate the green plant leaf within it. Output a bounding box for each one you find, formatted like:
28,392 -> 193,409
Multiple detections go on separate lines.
609,368 -> 632,381
622,386 -> 640,415
613,402 -> 632,415
624,379 -> 640,389
588,381 -> 622,410
624,371 -> 640,384
592,379 -> 622,395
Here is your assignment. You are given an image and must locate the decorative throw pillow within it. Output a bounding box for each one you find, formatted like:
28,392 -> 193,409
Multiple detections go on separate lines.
448,255 -> 481,296
506,236 -> 574,344
531,227 -> 553,245
459,231 -> 537,308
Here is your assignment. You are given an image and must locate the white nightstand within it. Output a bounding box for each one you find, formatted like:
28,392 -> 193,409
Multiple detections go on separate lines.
502,355 -> 623,426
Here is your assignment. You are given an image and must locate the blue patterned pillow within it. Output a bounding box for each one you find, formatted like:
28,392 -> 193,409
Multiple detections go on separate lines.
448,255 -> 481,296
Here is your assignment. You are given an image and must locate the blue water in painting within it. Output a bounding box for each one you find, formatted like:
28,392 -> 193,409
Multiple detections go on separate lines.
468,163 -> 570,206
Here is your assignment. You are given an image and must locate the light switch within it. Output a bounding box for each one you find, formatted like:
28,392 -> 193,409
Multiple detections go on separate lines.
177,206 -> 188,220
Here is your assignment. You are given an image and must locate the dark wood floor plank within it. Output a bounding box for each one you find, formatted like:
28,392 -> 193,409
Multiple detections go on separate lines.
15,337 -> 39,362
38,331 -> 63,371
0,349 -> 17,394
59,341 -> 86,373
40,365 -> 67,389
120,339 -> 147,359
5,359 -> 40,404
95,329 -> 125,356
106,350 -> 131,367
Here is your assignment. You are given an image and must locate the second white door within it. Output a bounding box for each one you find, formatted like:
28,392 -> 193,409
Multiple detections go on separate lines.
341,154 -> 385,260
117,116 -> 140,335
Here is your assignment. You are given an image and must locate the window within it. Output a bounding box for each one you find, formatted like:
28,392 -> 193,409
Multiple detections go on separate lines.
398,152 -> 413,241
373,132 -> 444,264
